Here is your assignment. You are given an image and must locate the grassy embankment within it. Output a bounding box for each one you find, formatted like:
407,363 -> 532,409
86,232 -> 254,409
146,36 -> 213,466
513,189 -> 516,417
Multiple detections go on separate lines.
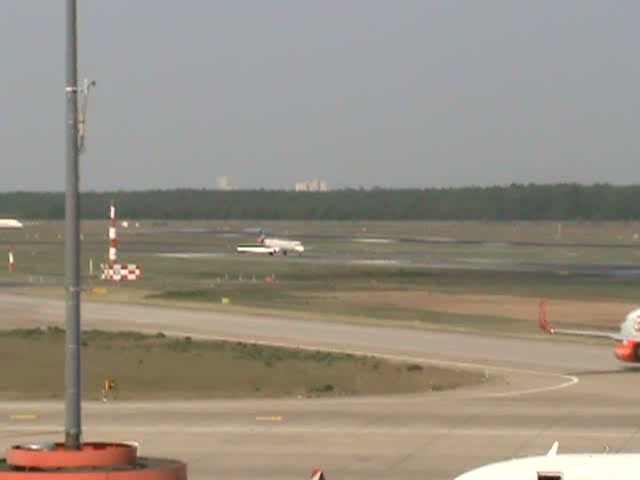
0,328 -> 487,400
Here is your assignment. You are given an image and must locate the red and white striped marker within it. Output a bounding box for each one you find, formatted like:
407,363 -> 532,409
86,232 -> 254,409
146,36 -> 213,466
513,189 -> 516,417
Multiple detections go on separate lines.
101,201 -> 143,282
109,201 -> 118,266
7,244 -> 14,273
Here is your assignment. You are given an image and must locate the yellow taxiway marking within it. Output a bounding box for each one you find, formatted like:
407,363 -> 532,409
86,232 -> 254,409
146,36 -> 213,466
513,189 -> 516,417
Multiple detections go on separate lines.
255,416 -> 283,422
9,414 -> 39,421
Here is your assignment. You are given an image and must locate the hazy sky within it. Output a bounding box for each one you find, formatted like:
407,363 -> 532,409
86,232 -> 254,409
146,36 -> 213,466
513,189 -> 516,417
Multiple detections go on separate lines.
2,1 -> 640,191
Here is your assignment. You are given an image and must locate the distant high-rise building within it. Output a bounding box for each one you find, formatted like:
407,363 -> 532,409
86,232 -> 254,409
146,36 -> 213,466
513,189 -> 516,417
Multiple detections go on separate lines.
295,178 -> 329,192
217,176 -> 233,191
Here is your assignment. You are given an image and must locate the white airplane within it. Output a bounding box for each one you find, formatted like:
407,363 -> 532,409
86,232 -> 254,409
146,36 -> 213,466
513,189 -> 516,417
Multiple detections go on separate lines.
0,219 -> 23,229
236,229 -> 304,256
455,441 -> 640,480
258,229 -> 305,255
538,299 -> 640,362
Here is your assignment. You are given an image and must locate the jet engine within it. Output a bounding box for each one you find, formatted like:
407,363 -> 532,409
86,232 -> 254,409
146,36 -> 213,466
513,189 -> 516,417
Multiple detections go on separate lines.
614,339 -> 640,362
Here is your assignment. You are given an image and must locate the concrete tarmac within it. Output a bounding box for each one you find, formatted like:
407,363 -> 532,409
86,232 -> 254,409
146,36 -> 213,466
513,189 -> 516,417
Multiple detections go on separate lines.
0,293 -> 637,480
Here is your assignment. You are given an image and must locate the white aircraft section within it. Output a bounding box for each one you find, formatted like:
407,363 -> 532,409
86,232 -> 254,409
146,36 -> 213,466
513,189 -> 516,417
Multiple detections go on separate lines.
0,219 -> 23,229
455,442 -> 640,480
261,237 -> 305,255
236,244 -> 277,255
236,230 -> 305,256
619,306 -> 640,339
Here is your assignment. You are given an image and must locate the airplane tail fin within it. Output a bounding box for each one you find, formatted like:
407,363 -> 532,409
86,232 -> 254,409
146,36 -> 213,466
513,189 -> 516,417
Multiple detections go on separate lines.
546,441 -> 559,456
539,299 -> 555,334
310,469 -> 326,480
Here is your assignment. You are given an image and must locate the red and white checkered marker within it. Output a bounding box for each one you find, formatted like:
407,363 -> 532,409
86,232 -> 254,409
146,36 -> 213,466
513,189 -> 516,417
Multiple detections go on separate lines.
101,263 -> 142,282
7,244 -> 14,273
310,469 -> 325,480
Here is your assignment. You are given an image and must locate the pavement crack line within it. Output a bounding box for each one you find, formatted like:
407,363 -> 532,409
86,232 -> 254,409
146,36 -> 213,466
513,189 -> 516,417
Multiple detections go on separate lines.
614,424 -> 640,453
381,402 -> 496,475
507,402 -> 575,459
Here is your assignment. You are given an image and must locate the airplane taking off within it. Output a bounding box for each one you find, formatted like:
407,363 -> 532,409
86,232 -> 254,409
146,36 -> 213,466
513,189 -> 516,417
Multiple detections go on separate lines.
0,219 -> 23,229
455,441 -> 640,480
539,299 -> 640,362
236,229 -> 304,256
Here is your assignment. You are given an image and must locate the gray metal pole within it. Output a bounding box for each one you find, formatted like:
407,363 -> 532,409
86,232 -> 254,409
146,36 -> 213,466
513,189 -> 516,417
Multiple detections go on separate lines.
64,0 -> 82,450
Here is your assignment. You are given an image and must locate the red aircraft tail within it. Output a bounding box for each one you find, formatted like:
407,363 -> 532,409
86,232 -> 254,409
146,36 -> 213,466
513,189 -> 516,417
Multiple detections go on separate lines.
538,299 -> 555,334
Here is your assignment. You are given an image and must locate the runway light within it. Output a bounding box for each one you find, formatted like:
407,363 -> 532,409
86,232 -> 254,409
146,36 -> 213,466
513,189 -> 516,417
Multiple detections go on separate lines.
255,416 -> 284,422
9,414 -> 39,421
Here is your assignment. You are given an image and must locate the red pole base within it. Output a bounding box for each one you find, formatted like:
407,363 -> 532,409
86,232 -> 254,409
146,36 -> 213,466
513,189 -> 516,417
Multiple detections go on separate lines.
0,442 -> 186,480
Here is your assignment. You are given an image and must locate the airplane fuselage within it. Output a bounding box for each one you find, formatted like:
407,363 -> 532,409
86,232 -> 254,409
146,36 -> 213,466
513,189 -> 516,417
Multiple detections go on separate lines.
261,237 -> 304,255
0,219 -> 23,229
611,308 -> 640,362
455,453 -> 640,480
236,244 -> 278,255
540,301 -> 640,363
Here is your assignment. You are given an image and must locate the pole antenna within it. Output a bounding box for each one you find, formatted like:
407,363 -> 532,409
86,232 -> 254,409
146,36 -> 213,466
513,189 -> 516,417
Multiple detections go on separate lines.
77,78 -> 96,155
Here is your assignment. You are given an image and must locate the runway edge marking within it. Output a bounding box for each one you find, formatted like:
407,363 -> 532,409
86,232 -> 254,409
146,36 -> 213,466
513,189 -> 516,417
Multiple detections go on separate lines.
139,328 -> 580,399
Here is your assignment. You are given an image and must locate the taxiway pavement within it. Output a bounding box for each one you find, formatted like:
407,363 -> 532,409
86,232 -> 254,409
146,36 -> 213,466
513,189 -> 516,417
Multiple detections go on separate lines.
0,293 -> 637,480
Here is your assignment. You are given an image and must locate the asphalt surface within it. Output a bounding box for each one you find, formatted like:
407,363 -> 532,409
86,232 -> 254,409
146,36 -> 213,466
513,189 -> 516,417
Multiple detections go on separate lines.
0,293 -> 638,480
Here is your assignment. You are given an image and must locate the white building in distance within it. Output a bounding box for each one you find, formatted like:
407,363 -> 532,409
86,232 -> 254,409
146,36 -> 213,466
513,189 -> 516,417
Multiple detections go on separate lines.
295,178 -> 329,192
216,176 -> 234,191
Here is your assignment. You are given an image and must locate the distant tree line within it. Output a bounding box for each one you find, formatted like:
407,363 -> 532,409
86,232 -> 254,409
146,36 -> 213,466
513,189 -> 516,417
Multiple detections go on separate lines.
1,184 -> 640,220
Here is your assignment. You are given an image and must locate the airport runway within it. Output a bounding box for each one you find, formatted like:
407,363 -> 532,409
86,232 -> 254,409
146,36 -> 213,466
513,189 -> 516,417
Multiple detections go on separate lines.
148,226 -> 640,278
0,293 -> 638,480
152,227 -> 640,250
154,251 -> 640,278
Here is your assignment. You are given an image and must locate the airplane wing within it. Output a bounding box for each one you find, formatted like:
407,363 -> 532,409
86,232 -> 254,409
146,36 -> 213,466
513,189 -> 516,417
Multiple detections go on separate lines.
538,300 -> 624,341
